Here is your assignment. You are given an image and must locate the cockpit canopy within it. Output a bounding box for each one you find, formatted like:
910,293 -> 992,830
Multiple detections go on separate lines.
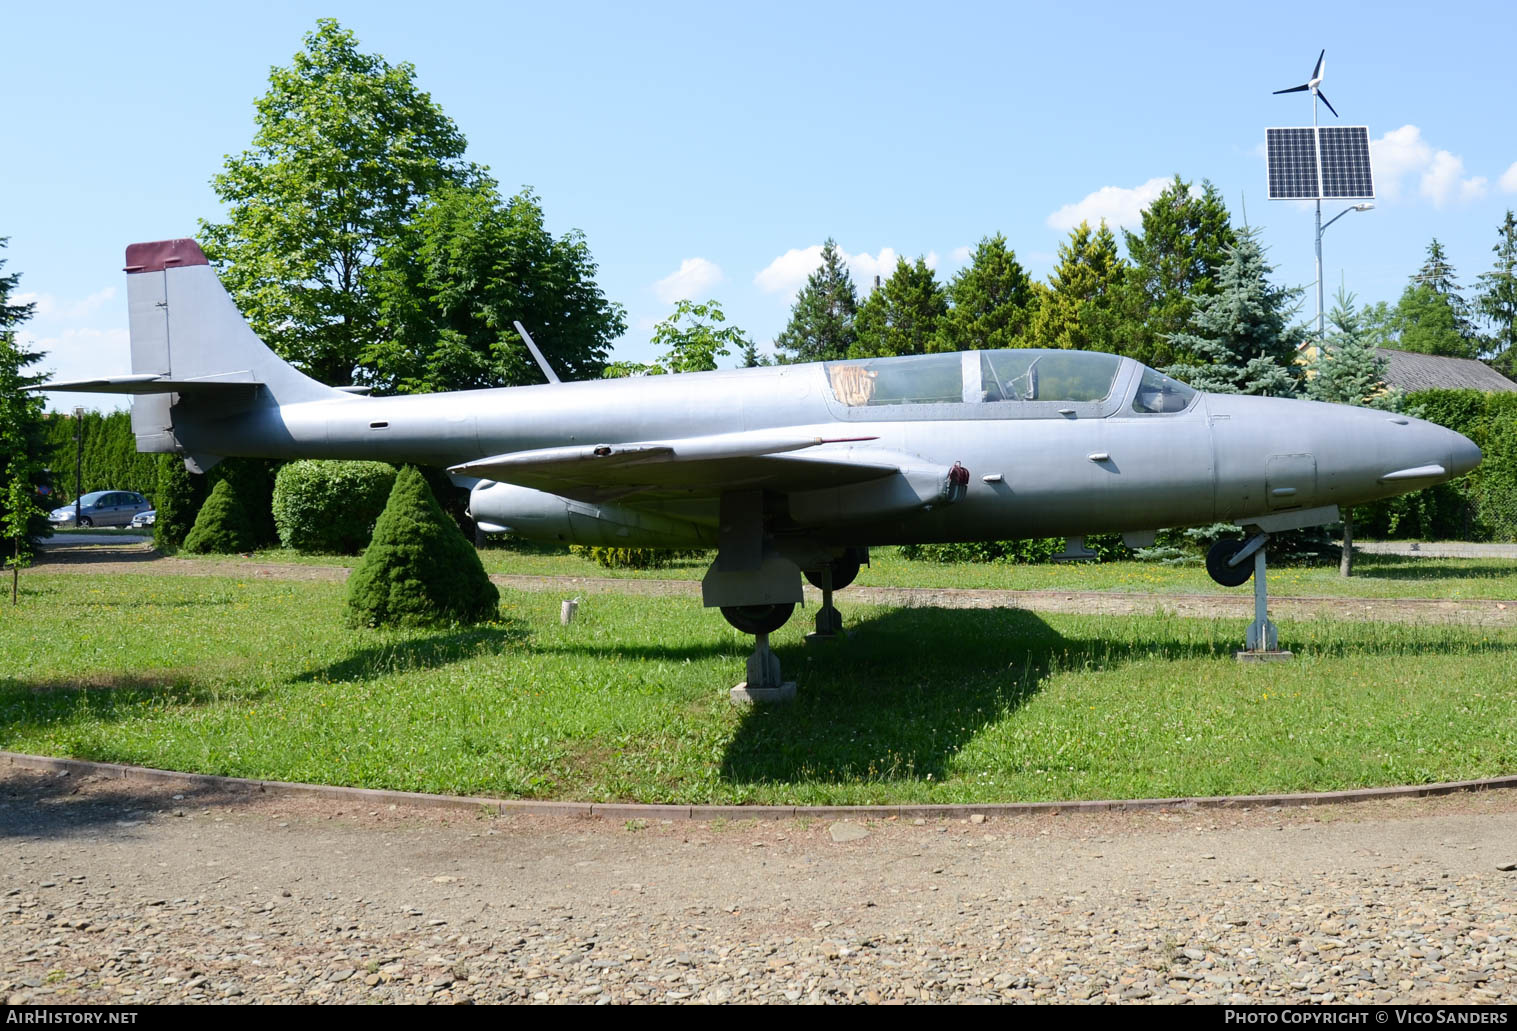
823,349 -> 1197,415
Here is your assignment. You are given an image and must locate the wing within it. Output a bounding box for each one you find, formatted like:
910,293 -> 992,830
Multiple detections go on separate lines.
451,430 -> 893,501
449,429 -> 970,518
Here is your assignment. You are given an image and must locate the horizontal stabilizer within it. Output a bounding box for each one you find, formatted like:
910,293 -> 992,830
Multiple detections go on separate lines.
34,371 -> 258,395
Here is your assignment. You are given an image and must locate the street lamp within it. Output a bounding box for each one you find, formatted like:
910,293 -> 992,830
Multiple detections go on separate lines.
1315,203 -> 1374,340
73,407 -> 84,529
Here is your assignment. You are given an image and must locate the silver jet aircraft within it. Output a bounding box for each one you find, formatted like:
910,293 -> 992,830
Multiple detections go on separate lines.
42,239 -> 1482,688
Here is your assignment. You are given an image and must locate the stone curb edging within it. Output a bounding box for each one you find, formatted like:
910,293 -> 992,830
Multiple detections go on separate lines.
6,750 -> 1517,823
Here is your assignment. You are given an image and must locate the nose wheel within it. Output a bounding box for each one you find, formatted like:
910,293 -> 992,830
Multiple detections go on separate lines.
1207,534 -> 1291,660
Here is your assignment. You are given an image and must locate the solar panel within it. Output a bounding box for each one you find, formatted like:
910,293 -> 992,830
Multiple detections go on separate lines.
1267,127 -> 1319,199
1267,126 -> 1375,201
1318,125 -> 1374,199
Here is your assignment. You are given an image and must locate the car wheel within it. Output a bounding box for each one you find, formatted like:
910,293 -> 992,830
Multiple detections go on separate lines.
78,516 -> 92,528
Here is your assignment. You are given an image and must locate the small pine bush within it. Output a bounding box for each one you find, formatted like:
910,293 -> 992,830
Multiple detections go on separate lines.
272,460 -> 396,554
345,466 -> 499,628
153,454 -> 203,549
181,479 -> 255,554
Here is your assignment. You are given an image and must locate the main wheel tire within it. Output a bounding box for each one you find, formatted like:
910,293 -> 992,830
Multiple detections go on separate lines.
78,516 -> 92,528
1206,538 -> 1255,587
804,548 -> 862,591
720,603 -> 795,635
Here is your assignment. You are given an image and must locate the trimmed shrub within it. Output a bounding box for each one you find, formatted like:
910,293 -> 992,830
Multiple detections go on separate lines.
181,479 -> 255,554
900,533 -> 1132,564
153,454 -> 203,549
569,545 -> 707,569
211,458 -> 280,548
345,466 -> 499,628
272,460 -> 396,554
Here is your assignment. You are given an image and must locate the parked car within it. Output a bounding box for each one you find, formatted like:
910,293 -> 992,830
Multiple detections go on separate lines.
130,509 -> 157,529
49,491 -> 153,528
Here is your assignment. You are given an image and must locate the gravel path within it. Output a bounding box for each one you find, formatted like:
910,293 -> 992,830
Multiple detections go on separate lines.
4,768 -> 1517,1005
27,544 -> 1517,626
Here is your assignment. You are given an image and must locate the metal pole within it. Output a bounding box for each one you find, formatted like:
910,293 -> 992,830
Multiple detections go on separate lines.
73,407 -> 84,528
1312,88 -> 1325,342
1315,201 -> 1325,341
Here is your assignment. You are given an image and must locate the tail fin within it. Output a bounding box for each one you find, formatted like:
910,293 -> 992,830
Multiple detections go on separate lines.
122,240 -> 348,461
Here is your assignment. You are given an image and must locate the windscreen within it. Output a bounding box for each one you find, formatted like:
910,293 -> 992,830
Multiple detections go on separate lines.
1131,366 -> 1197,413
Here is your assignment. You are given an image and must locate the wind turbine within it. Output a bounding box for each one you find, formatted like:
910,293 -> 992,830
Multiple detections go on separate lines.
1274,49 -> 1338,122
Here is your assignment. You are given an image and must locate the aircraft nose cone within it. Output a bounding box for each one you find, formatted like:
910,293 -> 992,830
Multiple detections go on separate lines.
1450,432 -> 1482,477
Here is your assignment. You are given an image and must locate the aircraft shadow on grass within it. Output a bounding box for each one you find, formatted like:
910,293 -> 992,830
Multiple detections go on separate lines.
715,604 -> 1517,786
718,606 -> 1158,787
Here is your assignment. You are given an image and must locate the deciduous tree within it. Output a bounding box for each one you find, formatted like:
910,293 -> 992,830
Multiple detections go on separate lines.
367,185 -> 624,392
199,19 -> 483,386
650,299 -> 752,373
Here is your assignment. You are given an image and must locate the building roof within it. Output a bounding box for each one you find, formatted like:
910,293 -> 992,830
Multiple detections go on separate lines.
1375,349 -> 1517,393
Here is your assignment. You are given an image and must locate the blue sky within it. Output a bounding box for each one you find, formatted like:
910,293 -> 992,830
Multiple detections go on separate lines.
7,0 -> 1516,411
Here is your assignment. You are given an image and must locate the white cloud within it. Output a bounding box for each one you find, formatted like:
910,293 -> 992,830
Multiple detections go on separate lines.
1370,125 -> 1485,207
950,245 -> 973,264
753,245 -> 824,295
1500,161 -> 1517,194
1046,176 -> 1172,232
846,248 -> 902,290
652,257 -> 723,304
753,244 -> 913,295
22,326 -> 133,413
13,286 -> 116,321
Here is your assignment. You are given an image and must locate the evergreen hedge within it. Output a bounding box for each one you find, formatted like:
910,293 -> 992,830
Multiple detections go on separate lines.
181,479 -> 255,554
272,460 -> 396,554
345,466 -> 498,628
1358,389 -> 1517,541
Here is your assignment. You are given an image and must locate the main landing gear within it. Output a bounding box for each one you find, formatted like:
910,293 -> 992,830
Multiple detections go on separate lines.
715,546 -> 865,703
1206,532 -> 1290,660
802,547 -> 862,641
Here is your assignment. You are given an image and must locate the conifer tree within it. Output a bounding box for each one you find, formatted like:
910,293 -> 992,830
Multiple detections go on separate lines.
1305,289 -> 1402,576
182,479 -> 256,554
1475,210 -> 1517,374
0,238 -> 47,577
850,257 -> 947,358
1164,228 -> 1303,396
1392,239 -> 1478,358
774,239 -> 859,362
153,454 -> 204,550
345,465 -> 498,627
1120,176 -> 1234,367
1028,221 -> 1126,352
933,234 -> 1035,352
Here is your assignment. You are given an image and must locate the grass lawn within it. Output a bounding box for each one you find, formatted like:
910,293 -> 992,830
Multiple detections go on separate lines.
185,544 -> 1517,601
5,572 -> 1515,805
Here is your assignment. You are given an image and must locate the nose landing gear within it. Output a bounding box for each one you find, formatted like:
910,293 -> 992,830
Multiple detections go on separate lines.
1207,533 -> 1290,660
